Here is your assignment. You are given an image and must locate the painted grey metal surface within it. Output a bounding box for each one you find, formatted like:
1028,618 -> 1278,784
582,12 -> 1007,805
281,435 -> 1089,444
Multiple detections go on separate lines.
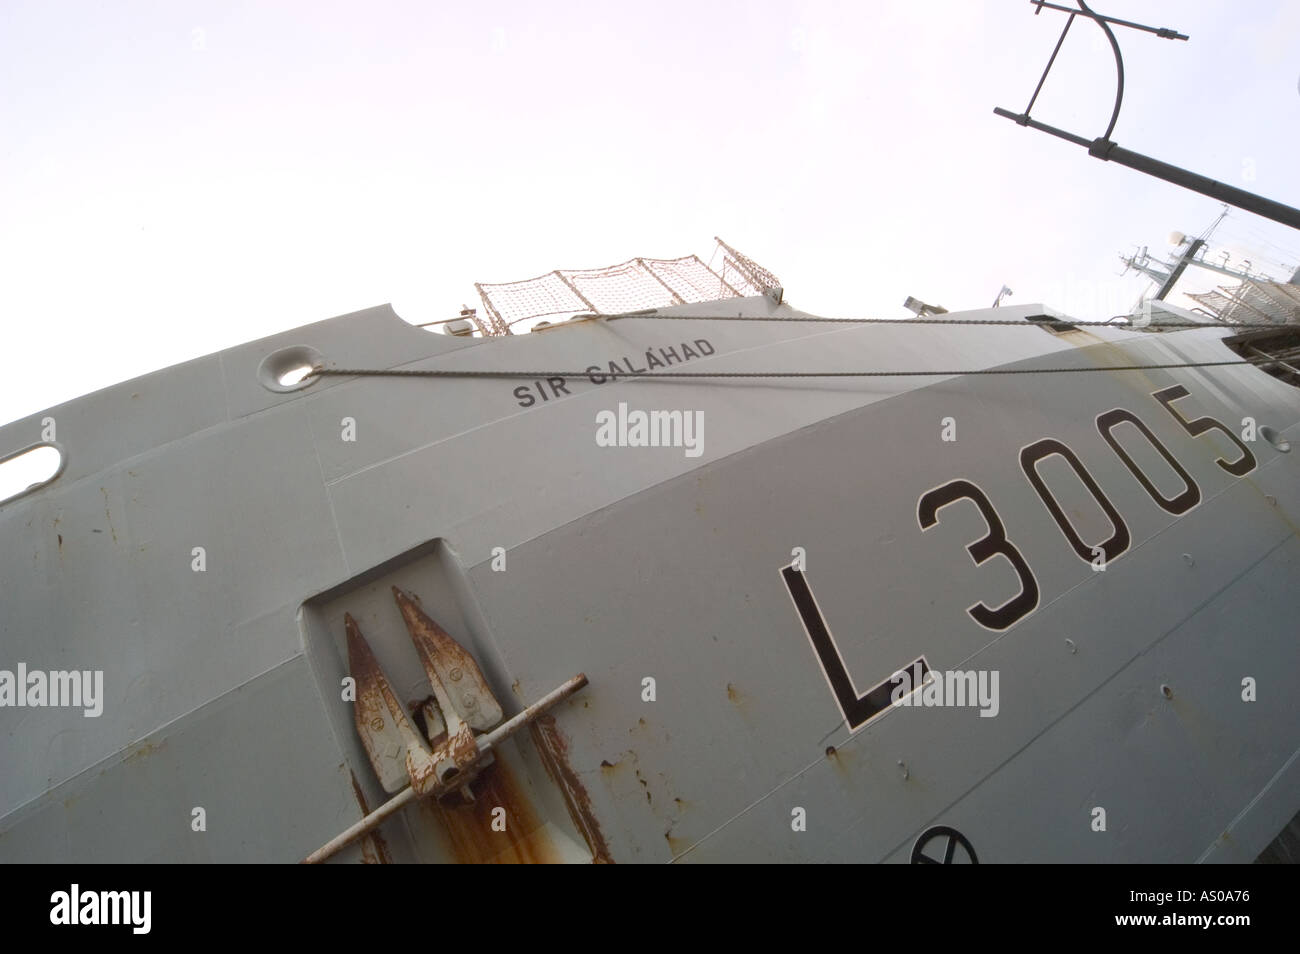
1,294 -> 1296,862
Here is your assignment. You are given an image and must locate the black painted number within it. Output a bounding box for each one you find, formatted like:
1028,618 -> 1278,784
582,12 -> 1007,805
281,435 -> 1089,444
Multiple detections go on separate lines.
1153,385 -> 1256,477
1020,438 -> 1130,564
917,479 -> 1039,631
1097,408 -> 1201,515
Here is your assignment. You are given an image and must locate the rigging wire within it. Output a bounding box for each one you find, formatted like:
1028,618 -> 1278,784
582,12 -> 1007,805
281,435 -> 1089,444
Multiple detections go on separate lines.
1213,227 -> 1299,273
598,314 -> 1289,329
313,357 -> 1279,383
311,312 -> 1297,382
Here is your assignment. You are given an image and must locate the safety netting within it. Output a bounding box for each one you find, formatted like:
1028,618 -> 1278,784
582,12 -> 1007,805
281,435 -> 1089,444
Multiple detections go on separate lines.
473,237 -> 780,335
1186,279 -> 1300,325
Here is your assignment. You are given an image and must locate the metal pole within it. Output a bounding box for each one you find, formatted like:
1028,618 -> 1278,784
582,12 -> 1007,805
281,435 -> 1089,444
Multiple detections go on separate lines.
639,258 -> 687,306
552,270 -> 600,314
1247,344 -> 1300,378
1154,238 -> 1205,300
1028,1 -> 1187,40
1091,140 -> 1300,232
993,109 -> 1300,232
1025,13 -> 1075,116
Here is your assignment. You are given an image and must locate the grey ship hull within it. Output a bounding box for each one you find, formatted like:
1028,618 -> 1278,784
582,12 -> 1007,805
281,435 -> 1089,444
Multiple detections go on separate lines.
2,296 -> 1297,862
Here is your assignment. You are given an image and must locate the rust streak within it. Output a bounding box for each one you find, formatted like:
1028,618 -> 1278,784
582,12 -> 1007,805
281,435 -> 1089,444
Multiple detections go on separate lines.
665,829 -> 691,858
422,760 -> 560,864
100,488 -> 117,543
530,714 -> 615,864
348,771 -> 392,864
123,739 -> 164,764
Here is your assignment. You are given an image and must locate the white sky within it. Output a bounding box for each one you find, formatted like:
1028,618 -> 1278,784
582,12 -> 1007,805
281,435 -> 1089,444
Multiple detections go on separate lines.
3,0 -> 1299,426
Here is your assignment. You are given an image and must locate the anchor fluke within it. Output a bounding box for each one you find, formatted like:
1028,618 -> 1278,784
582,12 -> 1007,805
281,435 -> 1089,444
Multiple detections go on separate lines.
345,613 -> 431,794
392,586 -> 504,731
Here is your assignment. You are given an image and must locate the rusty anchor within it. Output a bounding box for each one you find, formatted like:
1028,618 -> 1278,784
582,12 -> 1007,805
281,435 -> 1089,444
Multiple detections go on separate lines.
392,587 -> 502,795
345,612 -> 429,795
306,588 -> 588,864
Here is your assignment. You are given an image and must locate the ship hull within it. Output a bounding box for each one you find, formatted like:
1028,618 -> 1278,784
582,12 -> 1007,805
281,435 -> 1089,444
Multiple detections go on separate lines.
2,297 -> 1297,862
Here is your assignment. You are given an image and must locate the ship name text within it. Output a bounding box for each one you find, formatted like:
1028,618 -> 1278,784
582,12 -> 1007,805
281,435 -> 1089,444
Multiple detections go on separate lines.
512,338 -> 715,408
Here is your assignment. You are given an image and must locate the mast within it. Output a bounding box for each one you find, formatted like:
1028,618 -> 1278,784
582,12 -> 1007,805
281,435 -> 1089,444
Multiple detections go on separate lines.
995,1 -> 1300,232
1121,205 -> 1296,306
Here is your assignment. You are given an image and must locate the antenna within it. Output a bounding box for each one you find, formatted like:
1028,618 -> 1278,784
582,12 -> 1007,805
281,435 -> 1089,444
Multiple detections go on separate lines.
1118,204 -> 1267,310
994,1 -> 1300,231
1198,204 -> 1230,243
